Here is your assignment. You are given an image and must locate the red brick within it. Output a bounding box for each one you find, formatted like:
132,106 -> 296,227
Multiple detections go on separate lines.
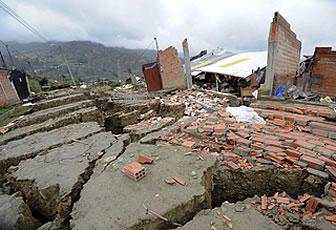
182,141 -> 196,148
301,155 -> 324,170
267,152 -> 285,163
265,146 -> 283,152
236,138 -> 251,147
173,176 -> 187,186
326,145 -> 336,151
285,149 -> 301,159
292,140 -> 315,150
251,143 -> 265,150
326,166 -> 336,179
264,139 -> 281,147
323,139 -> 336,147
261,195 -> 268,210
277,197 -> 290,204
308,139 -> 325,147
324,215 -> 336,222
137,155 -> 153,164
263,134 -> 278,140
305,197 -> 319,213
299,148 -> 318,157
314,146 -> 334,158
222,151 -> 239,159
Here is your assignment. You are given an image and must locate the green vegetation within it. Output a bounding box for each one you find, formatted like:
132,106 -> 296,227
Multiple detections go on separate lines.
28,77 -> 42,93
0,106 -> 13,116
0,106 -> 31,127
1,41 -> 157,82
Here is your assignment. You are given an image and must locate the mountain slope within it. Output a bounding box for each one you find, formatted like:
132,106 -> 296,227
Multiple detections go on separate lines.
0,41 -> 158,82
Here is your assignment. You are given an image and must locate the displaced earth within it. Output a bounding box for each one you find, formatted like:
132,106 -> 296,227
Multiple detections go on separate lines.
1,87 -> 336,230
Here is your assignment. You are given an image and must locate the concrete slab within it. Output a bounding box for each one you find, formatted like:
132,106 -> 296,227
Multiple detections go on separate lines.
0,192 -> 41,230
13,100 -> 94,129
0,122 -> 103,174
32,93 -> 87,112
7,132 -> 118,226
179,202 -> 282,230
0,106 -> 103,145
70,143 -> 217,230
124,117 -> 175,141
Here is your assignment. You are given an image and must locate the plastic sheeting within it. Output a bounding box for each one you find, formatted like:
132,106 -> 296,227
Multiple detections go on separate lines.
226,106 -> 266,124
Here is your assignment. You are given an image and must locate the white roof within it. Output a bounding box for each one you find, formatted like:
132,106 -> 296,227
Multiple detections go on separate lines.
198,51 -> 267,78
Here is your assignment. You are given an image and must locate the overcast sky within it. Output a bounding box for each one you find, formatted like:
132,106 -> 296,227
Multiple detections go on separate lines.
1,0 -> 335,55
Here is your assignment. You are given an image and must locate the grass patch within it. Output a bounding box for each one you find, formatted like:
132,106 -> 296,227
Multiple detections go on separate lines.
0,106 -> 31,128
0,106 -> 13,116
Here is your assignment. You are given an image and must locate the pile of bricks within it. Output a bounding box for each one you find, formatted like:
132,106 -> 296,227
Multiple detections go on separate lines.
158,90 -> 228,117
157,96 -> 336,181
246,190 -> 336,226
250,101 -> 336,140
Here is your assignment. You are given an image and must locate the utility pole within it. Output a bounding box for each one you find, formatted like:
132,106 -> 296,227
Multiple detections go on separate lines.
5,45 -> 15,70
59,45 -> 76,87
117,59 -> 121,81
128,68 -> 137,89
182,38 -> 192,89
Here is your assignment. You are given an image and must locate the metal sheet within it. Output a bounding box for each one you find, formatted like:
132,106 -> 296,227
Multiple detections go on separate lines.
198,51 -> 267,78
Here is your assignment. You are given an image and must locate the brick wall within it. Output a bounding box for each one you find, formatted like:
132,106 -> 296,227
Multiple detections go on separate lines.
310,47 -> 336,97
265,12 -> 302,94
0,68 -> 19,106
158,46 -> 186,89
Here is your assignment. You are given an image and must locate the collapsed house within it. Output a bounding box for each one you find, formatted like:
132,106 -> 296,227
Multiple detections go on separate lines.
143,46 -> 185,92
297,47 -> 336,98
191,50 -> 267,94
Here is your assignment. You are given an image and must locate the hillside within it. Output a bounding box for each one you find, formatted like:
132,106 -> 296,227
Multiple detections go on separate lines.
0,41 -> 158,82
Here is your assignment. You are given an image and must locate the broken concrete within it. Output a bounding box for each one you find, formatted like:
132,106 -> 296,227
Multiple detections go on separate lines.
0,192 -> 41,230
70,143 -> 217,230
7,132 -> 117,228
32,93 -> 87,112
12,100 -> 94,129
0,122 -> 103,174
179,202 -> 281,230
0,106 -> 103,145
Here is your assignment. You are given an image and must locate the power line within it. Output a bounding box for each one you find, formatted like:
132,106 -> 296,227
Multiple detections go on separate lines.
130,39 -> 155,70
0,0 -> 50,43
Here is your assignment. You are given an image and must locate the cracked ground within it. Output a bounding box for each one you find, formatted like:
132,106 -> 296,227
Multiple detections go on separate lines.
1,88 -> 336,230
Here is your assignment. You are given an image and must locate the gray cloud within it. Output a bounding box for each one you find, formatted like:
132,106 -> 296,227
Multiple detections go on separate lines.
0,0 -> 335,55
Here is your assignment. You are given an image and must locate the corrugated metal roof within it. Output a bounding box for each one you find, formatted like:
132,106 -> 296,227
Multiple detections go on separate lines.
195,51 -> 267,78
190,48 -> 234,76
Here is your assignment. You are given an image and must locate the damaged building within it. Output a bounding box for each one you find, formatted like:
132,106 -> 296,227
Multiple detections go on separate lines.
1,9 -> 336,230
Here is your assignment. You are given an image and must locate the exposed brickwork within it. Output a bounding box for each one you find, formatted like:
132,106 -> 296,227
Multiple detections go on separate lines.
0,68 -> 19,106
266,12 -> 302,93
158,46 -> 186,89
310,47 -> 336,97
